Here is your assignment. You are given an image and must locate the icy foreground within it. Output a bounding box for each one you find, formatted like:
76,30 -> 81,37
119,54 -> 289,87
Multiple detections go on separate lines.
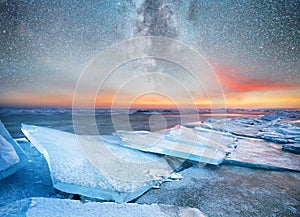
0,197 -> 205,217
136,165 -> 300,217
0,109 -> 300,216
21,124 -> 174,202
0,121 -> 27,180
117,125 -> 236,165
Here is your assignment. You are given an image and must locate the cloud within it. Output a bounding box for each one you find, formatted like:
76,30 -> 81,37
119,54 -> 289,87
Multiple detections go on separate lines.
214,64 -> 299,93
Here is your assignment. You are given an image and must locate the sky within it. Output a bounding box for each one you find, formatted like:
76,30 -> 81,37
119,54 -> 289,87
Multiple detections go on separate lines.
0,0 -> 299,109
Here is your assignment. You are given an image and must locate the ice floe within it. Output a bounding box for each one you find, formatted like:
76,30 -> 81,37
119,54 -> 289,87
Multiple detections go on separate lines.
225,138 -> 300,172
117,125 -> 235,165
198,112 -> 300,153
282,143 -> 300,155
0,121 -> 28,180
0,135 -> 19,174
0,197 -> 205,217
261,114 -> 278,121
21,124 -> 175,202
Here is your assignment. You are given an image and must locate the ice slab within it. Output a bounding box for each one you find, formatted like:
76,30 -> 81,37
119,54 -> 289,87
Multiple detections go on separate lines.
225,138 -> 300,172
0,197 -> 205,217
200,117 -> 264,138
117,126 -> 232,165
261,114 -> 278,121
0,121 -> 27,180
0,135 -> 19,171
21,124 -> 174,202
192,127 -> 238,152
282,143 -> 300,154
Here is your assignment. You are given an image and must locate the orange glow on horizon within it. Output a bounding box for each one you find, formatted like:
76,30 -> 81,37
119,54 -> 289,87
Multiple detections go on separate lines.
0,93 -> 73,108
1,90 -> 299,109
1,64 -> 299,109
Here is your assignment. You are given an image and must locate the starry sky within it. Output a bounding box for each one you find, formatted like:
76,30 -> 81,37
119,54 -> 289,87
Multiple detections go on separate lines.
0,0 -> 299,109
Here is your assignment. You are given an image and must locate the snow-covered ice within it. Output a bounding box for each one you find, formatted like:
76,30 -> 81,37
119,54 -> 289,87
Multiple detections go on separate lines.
21,124 -> 175,202
136,164 -> 300,217
0,121 -> 27,180
117,125 -> 233,165
225,138 -> 300,172
0,197 -> 205,217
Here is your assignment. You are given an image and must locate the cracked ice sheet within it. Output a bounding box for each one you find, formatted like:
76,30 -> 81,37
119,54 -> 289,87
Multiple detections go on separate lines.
169,126 -> 237,153
116,126 -> 232,165
200,117 -> 265,138
225,138 -> 300,172
21,124 -> 174,202
200,115 -> 300,145
0,197 -> 205,217
0,121 -> 27,180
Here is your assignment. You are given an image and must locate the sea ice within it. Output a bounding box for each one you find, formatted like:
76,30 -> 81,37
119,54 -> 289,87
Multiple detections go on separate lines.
199,113 -> 300,154
193,127 -> 237,152
282,143 -> 300,154
200,117 -> 264,138
0,135 -> 19,173
0,197 -> 205,217
116,125 -> 232,165
21,124 -> 175,202
261,114 -> 278,121
0,121 -> 27,180
225,138 -> 300,172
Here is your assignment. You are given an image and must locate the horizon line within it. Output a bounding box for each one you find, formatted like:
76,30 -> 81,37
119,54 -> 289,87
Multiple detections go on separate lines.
0,106 -> 299,110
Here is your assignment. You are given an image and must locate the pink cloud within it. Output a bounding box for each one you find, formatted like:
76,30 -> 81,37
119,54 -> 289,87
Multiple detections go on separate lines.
213,64 -> 298,93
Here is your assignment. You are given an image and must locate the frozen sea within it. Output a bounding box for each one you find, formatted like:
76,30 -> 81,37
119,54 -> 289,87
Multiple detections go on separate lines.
0,108 -> 299,216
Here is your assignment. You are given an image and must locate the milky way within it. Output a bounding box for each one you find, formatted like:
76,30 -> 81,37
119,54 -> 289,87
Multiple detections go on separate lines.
0,0 -> 299,107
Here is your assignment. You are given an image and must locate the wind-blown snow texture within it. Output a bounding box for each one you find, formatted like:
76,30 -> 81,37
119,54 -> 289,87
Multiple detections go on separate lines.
0,197 -> 205,217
